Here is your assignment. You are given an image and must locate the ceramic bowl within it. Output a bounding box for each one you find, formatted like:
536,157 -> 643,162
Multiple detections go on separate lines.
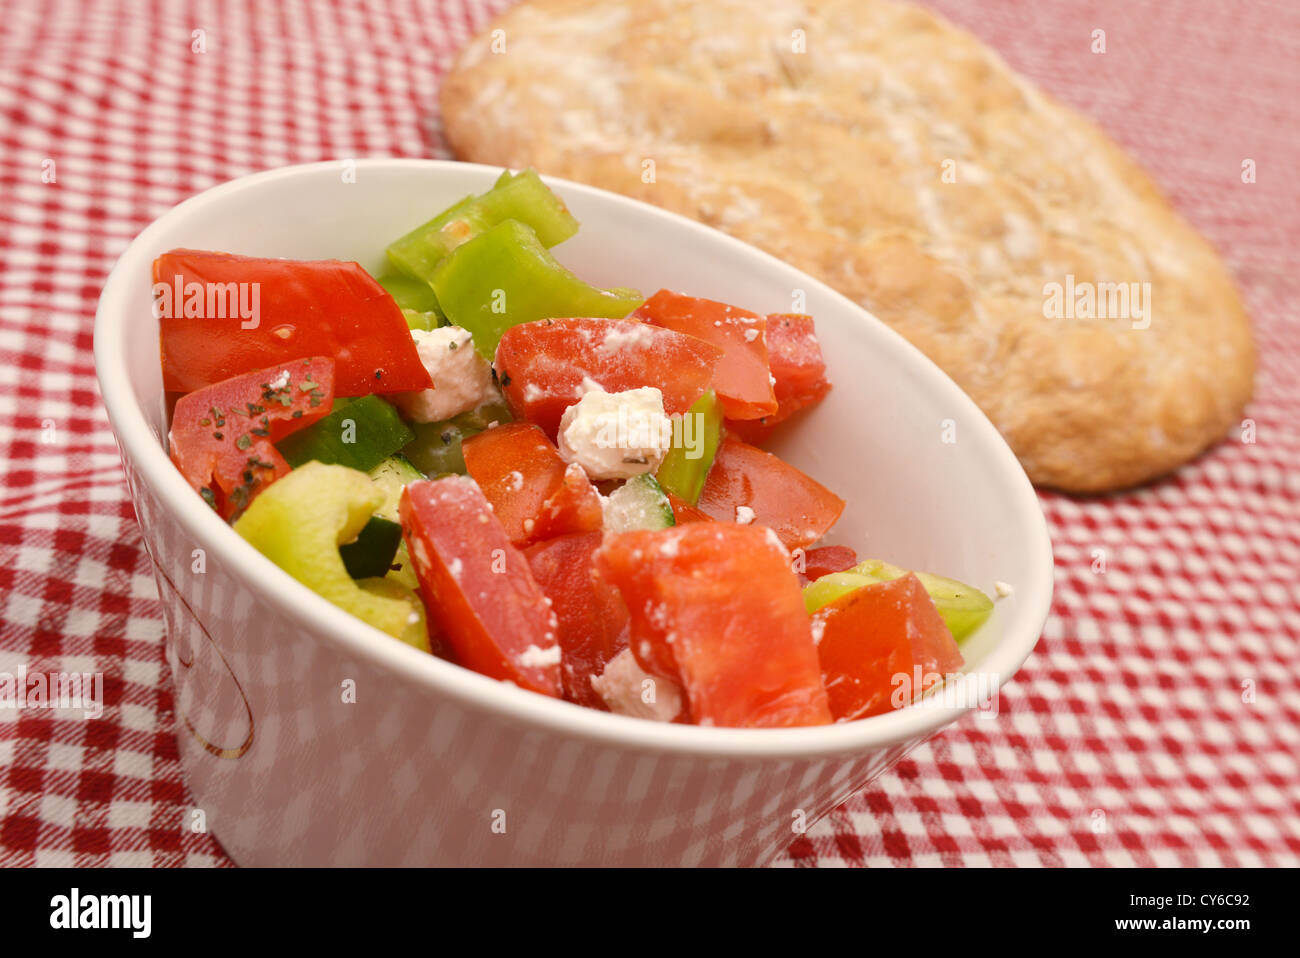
94,160 -> 1053,866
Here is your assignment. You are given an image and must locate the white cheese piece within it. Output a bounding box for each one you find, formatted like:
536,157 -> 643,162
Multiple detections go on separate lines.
590,648 -> 683,722
557,386 -> 672,480
763,527 -> 788,556
597,322 -> 656,354
995,580 -> 1014,598
735,505 -> 756,525
390,326 -> 496,423
810,617 -> 827,646
517,643 -> 562,669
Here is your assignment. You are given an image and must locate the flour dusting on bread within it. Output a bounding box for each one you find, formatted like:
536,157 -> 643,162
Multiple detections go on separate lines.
441,0 -> 1254,492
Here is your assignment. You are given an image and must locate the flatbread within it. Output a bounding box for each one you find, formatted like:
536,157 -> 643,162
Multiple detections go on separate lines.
440,0 -> 1255,492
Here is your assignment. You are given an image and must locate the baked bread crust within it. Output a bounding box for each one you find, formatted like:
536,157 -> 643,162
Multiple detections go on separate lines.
440,0 -> 1255,492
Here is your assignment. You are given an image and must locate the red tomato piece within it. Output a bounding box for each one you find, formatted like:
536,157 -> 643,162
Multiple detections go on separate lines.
766,313 -> 830,403
155,249 -> 432,396
697,435 -> 845,550
399,476 -> 560,696
169,357 -> 334,520
524,531 -> 629,709
494,317 -> 723,439
462,422 -> 565,545
814,573 -> 962,721
798,545 -> 858,584
725,313 -> 832,444
665,491 -> 714,524
533,463 -> 604,541
461,422 -> 601,547
905,586 -> 965,681
595,524 -> 832,728
633,290 -> 777,421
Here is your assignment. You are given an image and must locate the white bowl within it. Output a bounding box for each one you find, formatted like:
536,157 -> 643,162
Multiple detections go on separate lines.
94,160 -> 1053,866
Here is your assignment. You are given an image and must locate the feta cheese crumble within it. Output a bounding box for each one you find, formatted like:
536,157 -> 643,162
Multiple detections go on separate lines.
390,326 -> 496,423
810,617 -> 827,646
557,386 -> 672,480
597,322 -> 655,354
590,649 -> 683,722
735,505 -> 756,525
517,643 -> 562,668
995,580 -> 1014,598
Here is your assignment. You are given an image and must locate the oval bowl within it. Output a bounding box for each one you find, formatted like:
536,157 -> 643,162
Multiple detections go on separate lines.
94,159 -> 1053,866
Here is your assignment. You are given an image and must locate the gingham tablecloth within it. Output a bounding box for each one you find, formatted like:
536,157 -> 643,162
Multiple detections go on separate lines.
1,0 -> 1297,868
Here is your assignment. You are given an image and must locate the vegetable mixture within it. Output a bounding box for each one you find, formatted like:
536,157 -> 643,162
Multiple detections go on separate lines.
155,168 -> 995,728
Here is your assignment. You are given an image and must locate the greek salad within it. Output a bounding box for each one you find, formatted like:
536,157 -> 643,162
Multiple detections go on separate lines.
155,168 -> 995,728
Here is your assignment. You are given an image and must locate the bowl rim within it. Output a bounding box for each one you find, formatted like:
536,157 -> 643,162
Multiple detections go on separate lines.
94,158 -> 1054,759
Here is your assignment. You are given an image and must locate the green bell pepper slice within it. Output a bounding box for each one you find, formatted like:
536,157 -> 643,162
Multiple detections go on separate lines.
233,462 -> 420,639
377,271 -> 443,316
851,560 -> 995,642
802,572 -> 877,615
655,390 -> 722,505
401,308 -> 440,332
386,168 -> 580,284
433,219 -> 643,359
357,577 -> 431,652
276,395 -> 415,472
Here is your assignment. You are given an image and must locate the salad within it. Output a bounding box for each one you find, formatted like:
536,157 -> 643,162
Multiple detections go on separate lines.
154,168 -> 995,728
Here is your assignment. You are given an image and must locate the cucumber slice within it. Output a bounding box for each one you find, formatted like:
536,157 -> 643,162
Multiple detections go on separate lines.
604,474 -> 675,533
339,516 -> 403,579
367,454 -> 425,521
363,455 -> 426,591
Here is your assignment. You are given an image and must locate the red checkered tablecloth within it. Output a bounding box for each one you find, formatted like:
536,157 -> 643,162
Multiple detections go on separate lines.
1,0 -> 1297,867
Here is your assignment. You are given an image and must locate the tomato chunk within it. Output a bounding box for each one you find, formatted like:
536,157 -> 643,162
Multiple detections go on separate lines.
633,290 -> 777,421
665,491 -> 714,524
524,532 -> 629,709
169,357 -> 334,519
766,313 -> 831,403
461,422 -> 601,546
595,524 -> 832,728
697,435 -> 845,550
534,463 -> 604,541
814,573 -> 962,721
155,249 -> 432,396
399,476 -> 560,696
726,313 -> 831,444
798,545 -> 858,584
494,317 -> 723,438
